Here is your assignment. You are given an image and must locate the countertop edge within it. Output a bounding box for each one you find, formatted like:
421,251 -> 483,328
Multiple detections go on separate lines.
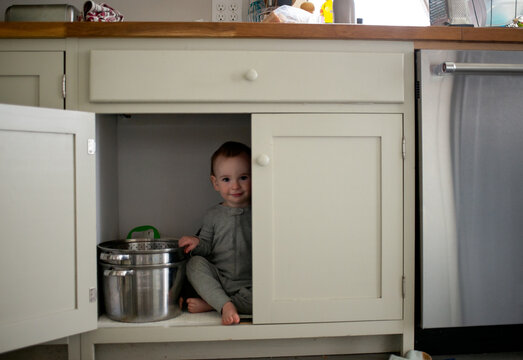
0,22 -> 522,45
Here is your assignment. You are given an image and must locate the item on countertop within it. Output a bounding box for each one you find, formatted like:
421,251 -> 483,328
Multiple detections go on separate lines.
333,0 -> 355,23
320,0 -> 334,23
4,4 -> 82,22
429,0 -> 472,26
507,15 -> 523,27
262,4 -> 321,23
255,0 -> 279,22
248,0 -> 266,22
300,1 -> 315,13
84,1 -> 124,22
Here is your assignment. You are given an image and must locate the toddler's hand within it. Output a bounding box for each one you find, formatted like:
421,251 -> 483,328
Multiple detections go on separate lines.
179,236 -> 199,254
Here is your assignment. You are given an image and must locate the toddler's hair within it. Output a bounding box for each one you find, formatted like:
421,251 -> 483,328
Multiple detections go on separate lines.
211,141 -> 251,176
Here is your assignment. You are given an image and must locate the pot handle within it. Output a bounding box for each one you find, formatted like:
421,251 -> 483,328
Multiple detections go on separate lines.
104,269 -> 134,277
126,225 -> 160,239
100,253 -> 130,263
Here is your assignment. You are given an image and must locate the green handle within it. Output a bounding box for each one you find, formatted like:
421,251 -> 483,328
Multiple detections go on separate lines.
126,225 -> 160,239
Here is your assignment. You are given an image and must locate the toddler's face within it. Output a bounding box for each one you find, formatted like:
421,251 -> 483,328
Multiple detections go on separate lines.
210,154 -> 251,208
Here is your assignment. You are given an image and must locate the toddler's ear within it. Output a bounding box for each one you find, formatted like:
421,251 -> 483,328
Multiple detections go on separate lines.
210,175 -> 219,191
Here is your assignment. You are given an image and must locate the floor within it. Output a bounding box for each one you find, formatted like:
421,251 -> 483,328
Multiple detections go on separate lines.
1,347 -> 522,360
431,353 -> 523,360
259,354 -> 523,360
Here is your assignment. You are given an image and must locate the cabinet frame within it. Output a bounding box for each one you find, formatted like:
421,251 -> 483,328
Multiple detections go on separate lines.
0,38 -> 416,359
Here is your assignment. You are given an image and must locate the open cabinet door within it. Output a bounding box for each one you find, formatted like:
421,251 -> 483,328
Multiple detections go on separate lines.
0,104 -> 97,353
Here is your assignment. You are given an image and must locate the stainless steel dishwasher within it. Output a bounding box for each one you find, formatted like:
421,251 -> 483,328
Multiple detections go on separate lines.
417,50 -> 523,329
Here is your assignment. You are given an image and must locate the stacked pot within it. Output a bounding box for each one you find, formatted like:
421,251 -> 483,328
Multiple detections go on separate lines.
98,226 -> 187,322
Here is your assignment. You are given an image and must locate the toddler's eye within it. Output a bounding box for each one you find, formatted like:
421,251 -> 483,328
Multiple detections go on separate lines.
221,177 -> 230,182
240,175 -> 250,181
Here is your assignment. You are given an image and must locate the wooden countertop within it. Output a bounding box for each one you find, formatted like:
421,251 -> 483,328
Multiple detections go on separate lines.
1,22 -> 522,49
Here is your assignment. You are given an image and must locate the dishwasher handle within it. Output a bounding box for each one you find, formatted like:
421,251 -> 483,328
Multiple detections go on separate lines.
439,61 -> 523,75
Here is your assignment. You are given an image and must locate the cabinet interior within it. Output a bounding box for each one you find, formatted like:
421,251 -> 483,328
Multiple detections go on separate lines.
95,113 -> 251,321
96,113 -> 251,243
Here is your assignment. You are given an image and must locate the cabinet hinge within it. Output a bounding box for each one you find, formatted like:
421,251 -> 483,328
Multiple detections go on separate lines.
402,276 -> 406,298
88,139 -> 96,155
402,137 -> 406,160
62,74 -> 66,99
89,287 -> 97,303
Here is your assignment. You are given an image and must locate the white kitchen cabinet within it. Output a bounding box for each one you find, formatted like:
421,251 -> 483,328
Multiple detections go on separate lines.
0,38 -> 415,359
0,104 -> 97,354
0,51 -> 64,109
252,113 -> 404,324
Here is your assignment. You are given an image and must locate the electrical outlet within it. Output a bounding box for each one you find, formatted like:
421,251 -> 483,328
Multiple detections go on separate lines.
229,3 -> 239,12
212,0 -> 242,22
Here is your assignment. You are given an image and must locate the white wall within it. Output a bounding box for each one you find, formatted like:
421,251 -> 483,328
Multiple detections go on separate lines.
1,0 -> 249,22
95,113 -> 251,242
1,0 -> 433,25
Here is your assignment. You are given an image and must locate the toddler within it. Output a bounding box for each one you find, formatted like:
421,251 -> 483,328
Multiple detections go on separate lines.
179,141 -> 252,325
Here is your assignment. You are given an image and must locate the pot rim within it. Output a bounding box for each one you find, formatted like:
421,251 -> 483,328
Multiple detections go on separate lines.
98,238 -> 182,254
100,260 -> 186,269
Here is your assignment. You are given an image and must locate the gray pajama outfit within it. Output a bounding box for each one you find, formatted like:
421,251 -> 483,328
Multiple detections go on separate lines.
187,204 -> 252,314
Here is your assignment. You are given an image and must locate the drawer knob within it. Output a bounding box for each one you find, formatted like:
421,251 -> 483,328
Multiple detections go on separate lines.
256,154 -> 270,166
245,69 -> 258,81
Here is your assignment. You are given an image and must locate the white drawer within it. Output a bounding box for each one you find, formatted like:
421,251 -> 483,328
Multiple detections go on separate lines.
89,50 -> 404,104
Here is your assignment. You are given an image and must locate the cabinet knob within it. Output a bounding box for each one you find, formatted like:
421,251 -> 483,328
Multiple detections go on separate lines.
256,154 -> 270,167
245,69 -> 258,81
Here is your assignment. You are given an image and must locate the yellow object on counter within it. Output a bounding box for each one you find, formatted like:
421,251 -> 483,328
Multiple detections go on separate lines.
320,0 -> 333,23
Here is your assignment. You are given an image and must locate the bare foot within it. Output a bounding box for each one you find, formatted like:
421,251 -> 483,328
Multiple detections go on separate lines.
186,298 -> 213,313
221,301 -> 240,325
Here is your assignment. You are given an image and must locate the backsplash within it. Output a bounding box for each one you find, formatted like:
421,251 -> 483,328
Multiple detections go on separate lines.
1,0 -> 249,22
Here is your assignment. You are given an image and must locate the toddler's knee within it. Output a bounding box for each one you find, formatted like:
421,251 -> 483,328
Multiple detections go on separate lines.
187,255 -> 205,268
186,256 -> 207,279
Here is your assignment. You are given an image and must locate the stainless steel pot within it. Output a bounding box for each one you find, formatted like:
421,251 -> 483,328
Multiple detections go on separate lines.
100,261 -> 186,323
98,226 -> 187,323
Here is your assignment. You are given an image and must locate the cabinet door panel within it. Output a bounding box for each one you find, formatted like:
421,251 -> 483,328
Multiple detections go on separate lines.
0,104 -> 96,353
0,52 -> 64,109
252,113 -> 403,324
